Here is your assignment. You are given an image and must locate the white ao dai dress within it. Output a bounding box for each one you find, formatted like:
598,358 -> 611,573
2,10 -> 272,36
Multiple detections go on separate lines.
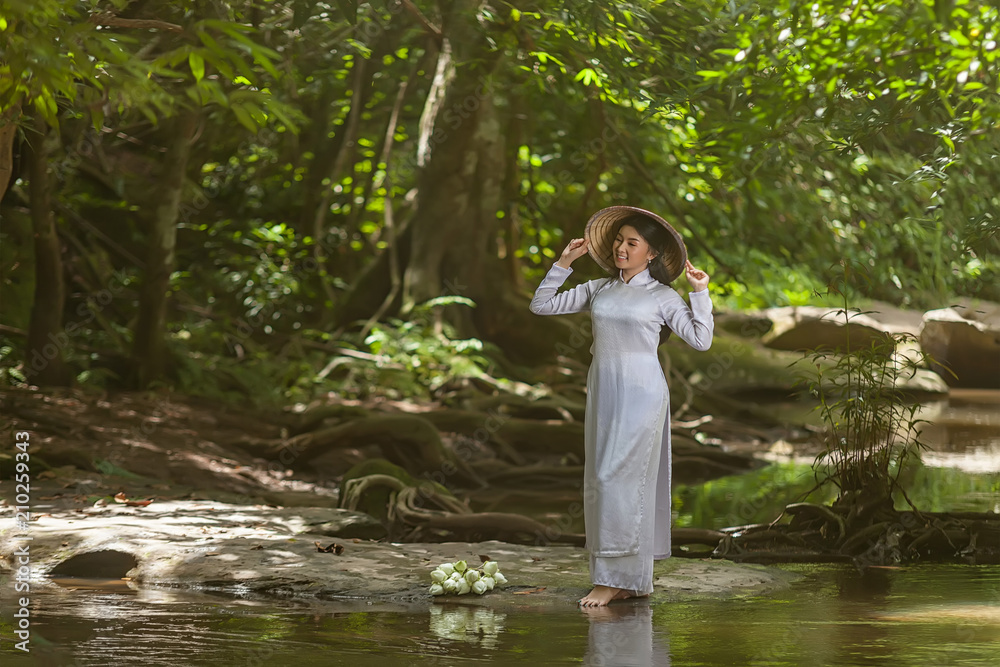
530,264 -> 714,594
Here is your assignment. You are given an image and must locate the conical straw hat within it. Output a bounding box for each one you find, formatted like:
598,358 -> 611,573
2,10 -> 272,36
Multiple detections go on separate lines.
584,205 -> 687,283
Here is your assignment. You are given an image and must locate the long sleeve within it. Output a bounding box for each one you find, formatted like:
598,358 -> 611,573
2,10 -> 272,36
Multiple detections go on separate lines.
529,265 -> 602,315
657,288 -> 714,351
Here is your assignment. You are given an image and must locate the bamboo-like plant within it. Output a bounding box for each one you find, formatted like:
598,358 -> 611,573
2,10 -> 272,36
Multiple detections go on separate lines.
798,264 -> 933,507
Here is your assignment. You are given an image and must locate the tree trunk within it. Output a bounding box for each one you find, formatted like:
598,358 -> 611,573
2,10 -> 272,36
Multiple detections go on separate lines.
333,4 -> 595,365
24,116 -> 71,387
131,110 -> 199,387
399,0 -> 535,351
0,104 -> 21,203
401,29 -> 500,318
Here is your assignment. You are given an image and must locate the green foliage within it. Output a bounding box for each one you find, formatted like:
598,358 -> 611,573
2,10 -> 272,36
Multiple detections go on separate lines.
797,262 -> 932,501
0,0 -> 166,126
0,346 -> 26,386
332,297 -> 499,400
683,0 -> 1000,306
0,0 -> 300,134
3,0 -> 998,401
168,340 -> 326,409
508,0 -> 999,307
675,459 -> 999,529
674,462 -> 840,529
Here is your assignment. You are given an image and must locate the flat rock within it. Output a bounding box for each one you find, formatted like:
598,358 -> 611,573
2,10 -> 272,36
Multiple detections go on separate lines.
0,500 -> 800,606
666,332 -> 947,397
865,300 -> 926,334
762,306 -> 903,352
920,301 -> 1000,389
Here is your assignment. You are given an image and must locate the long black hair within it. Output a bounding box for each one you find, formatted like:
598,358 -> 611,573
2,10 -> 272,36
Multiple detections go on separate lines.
615,214 -> 675,285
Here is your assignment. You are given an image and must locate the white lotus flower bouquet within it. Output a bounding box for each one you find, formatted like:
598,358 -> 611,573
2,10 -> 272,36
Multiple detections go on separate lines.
428,559 -> 508,596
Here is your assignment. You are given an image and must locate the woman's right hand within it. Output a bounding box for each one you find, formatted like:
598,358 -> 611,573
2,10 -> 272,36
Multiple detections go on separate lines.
555,237 -> 589,268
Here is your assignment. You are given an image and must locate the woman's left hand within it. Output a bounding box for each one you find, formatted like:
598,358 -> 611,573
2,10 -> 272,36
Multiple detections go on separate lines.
685,260 -> 709,291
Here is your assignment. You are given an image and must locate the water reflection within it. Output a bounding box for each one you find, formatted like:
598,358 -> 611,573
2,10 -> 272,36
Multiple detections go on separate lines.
427,605 -> 506,650
835,566 -> 895,601
581,602 -> 670,666
914,391 -> 1000,472
4,565 -> 1000,665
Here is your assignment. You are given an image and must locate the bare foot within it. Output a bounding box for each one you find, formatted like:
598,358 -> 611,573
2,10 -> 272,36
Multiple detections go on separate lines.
579,585 -> 620,607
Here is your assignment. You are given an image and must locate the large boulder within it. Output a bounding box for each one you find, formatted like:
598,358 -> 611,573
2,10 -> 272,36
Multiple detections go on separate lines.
862,300 -> 927,335
760,303 -> 923,353
666,331 -> 948,398
713,310 -> 774,338
920,300 -> 1000,388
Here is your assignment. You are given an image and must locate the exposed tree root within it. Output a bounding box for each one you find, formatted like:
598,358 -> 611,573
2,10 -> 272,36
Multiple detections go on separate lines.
339,471 -> 586,545
470,460 -> 583,485
458,393 -> 586,422
672,528 -> 727,545
713,502 -> 1000,566
230,414 -> 484,486
421,409 -> 586,456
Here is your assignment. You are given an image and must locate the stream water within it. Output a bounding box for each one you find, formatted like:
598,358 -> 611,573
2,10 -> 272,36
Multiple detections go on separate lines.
1,392 -> 997,666
2,564 -> 999,666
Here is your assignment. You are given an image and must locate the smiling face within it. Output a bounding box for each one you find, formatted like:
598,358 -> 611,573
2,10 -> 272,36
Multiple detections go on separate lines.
613,224 -> 657,279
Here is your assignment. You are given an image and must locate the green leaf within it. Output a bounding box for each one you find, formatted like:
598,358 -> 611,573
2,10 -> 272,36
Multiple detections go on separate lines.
575,68 -> 595,85
189,52 -> 205,82
231,103 -> 259,133
263,98 -> 300,133
91,107 -> 105,132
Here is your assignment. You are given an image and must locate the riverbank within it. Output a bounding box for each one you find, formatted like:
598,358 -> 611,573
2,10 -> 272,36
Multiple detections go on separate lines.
0,500 -> 800,606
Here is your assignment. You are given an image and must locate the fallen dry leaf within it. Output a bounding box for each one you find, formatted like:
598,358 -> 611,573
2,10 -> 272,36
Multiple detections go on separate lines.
513,587 -> 547,595
479,554 -> 491,563
113,492 -> 154,507
314,541 -> 344,555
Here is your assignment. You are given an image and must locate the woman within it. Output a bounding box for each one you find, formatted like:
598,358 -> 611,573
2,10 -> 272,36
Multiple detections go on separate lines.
529,206 -> 714,608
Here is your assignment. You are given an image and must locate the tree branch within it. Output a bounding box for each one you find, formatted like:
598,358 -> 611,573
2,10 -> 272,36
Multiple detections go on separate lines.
399,0 -> 442,43
89,12 -> 184,33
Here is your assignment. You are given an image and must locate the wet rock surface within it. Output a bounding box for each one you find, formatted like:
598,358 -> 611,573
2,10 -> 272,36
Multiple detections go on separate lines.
0,500 -> 800,606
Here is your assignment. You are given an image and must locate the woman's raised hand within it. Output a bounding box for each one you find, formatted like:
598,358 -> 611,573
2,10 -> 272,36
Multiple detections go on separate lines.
684,259 -> 709,291
555,238 -> 590,269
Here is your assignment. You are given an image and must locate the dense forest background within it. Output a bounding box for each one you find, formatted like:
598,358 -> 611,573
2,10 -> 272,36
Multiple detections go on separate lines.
1,0 -> 998,405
